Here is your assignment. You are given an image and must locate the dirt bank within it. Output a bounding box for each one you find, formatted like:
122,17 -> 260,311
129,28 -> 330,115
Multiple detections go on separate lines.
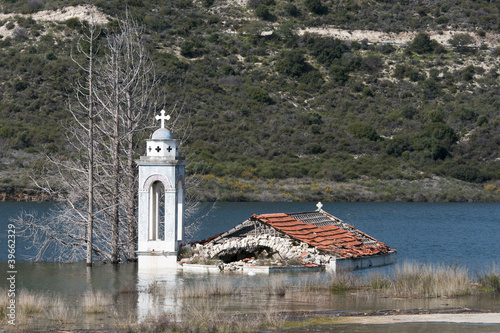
298,27 -> 500,48
341,312 -> 500,324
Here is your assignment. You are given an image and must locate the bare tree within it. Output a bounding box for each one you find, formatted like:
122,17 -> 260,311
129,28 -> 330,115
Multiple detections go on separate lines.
93,15 -> 161,263
16,16 -> 158,263
70,17 -> 101,267
15,16 -> 210,264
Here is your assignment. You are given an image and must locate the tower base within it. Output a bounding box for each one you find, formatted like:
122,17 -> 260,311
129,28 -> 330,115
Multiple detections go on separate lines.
137,251 -> 178,271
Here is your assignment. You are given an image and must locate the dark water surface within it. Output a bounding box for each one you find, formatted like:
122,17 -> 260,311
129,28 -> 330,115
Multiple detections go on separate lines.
1,201 -> 500,270
1,202 -> 499,332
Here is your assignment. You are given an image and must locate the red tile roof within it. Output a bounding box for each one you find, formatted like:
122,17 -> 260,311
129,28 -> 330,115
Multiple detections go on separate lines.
251,213 -> 393,258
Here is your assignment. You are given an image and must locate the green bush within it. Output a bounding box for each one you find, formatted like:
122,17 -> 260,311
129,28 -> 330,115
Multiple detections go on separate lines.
65,18 -> 80,30
304,0 -> 328,15
409,33 -> 440,54
255,5 -> 275,21
180,39 -> 205,58
284,3 -> 300,17
448,33 -> 474,53
348,122 -> 380,141
309,37 -> 349,66
449,165 -> 489,183
275,49 -> 310,77
423,123 -> 457,145
247,86 -> 273,104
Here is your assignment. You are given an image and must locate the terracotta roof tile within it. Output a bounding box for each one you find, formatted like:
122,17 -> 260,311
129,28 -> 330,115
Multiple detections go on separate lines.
253,212 -> 392,258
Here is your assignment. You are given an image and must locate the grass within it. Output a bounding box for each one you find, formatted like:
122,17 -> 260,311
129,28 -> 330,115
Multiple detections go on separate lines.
82,290 -> 112,313
291,262 -> 477,298
17,290 -> 49,314
44,296 -> 77,324
390,262 -> 473,297
131,299 -> 285,333
478,265 -> 500,292
180,279 -> 241,298
330,270 -> 364,295
2,262 -> 497,331
262,275 -> 288,296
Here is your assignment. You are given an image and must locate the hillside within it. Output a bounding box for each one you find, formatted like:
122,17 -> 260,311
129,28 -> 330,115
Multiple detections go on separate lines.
0,0 -> 499,202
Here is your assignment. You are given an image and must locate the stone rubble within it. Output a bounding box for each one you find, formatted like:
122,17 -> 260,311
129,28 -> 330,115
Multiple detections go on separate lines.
183,235 -> 336,272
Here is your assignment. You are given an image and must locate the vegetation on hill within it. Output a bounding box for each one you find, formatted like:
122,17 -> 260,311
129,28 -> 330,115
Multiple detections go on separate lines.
0,0 -> 499,202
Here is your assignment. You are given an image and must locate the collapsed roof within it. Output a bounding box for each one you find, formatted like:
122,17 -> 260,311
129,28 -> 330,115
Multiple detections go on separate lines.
199,209 -> 394,259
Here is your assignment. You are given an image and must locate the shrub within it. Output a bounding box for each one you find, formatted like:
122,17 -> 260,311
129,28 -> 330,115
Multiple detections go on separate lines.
348,122 -> 380,141
448,33 -> 474,53
180,39 -> 205,58
12,27 -> 28,40
309,37 -> 349,65
362,86 -> 374,97
255,5 -> 275,21
202,0 -> 214,7
409,33 -> 439,54
284,3 -> 300,17
401,105 -> 417,119
461,65 -> 475,81
330,65 -> 349,84
423,123 -> 457,144
386,137 -> 410,157
449,165 -> 489,183
298,111 -> 322,125
305,0 -> 328,15
275,49 -> 309,77
247,86 -> 273,104
65,17 -> 80,30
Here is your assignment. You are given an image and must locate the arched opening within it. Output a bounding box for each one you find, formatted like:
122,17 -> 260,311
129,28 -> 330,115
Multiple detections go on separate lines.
217,245 -> 279,264
176,179 -> 184,244
148,181 -> 165,241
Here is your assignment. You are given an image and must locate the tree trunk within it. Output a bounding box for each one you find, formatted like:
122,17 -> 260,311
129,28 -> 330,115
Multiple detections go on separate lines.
126,90 -> 138,261
111,51 -> 120,264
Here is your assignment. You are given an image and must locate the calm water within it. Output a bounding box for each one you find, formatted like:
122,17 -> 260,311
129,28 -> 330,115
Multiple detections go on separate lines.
2,201 -> 500,269
1,201 -> 499,331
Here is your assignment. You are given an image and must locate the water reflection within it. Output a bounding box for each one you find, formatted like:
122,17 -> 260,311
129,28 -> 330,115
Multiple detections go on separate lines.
5,261 -> 500,331
136,267 -> 182,320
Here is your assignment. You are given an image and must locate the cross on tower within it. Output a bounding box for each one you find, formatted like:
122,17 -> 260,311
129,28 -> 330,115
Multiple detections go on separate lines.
167,146 -> 173,152
155,146 -> 161,153
155,109 -> 171,129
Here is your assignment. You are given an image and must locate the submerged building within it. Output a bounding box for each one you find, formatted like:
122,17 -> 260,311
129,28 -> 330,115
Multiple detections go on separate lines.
190,203 -> 396,272
135,113 -> 395,274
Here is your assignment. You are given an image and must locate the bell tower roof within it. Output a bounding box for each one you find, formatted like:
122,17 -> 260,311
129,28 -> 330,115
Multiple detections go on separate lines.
152,128 -> 173,140
144,109 -> 178,159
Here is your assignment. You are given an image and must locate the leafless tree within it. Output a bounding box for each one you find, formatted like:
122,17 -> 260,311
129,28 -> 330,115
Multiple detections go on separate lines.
70,16 -> 100,267
92,14 -> 161,263
16,16 -> 159,263
15,15 -> 212,264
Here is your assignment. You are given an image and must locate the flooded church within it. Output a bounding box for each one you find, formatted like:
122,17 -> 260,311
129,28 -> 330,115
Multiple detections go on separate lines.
136,112 -> 396,274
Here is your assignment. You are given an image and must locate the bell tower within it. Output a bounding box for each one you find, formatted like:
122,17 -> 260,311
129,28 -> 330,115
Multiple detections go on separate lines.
136,110 -> 188,269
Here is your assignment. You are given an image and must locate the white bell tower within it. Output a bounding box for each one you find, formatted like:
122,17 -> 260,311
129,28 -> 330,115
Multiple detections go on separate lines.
136,110 -> 188,269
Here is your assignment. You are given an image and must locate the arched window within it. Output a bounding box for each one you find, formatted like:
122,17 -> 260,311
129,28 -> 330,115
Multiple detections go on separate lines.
149,181 -> 165,241
176,179 -> 184,244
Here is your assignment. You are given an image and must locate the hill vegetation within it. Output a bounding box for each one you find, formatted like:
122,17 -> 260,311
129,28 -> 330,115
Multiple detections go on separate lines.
0,0 -> 499,202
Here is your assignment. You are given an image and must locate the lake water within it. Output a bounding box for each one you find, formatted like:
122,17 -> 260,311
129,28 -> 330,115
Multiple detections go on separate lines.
2,201 -> 500,270
1,201 -> 499,331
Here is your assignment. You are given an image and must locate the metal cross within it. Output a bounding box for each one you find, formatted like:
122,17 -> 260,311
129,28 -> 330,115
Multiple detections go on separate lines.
155,109 -> 171,129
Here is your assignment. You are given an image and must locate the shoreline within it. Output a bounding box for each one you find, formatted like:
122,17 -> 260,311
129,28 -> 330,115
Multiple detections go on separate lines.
283,308 -> 500,328
337,311 -> 500,325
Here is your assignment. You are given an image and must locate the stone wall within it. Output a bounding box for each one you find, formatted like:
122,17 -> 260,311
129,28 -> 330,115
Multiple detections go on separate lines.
192,234 -> 336,270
